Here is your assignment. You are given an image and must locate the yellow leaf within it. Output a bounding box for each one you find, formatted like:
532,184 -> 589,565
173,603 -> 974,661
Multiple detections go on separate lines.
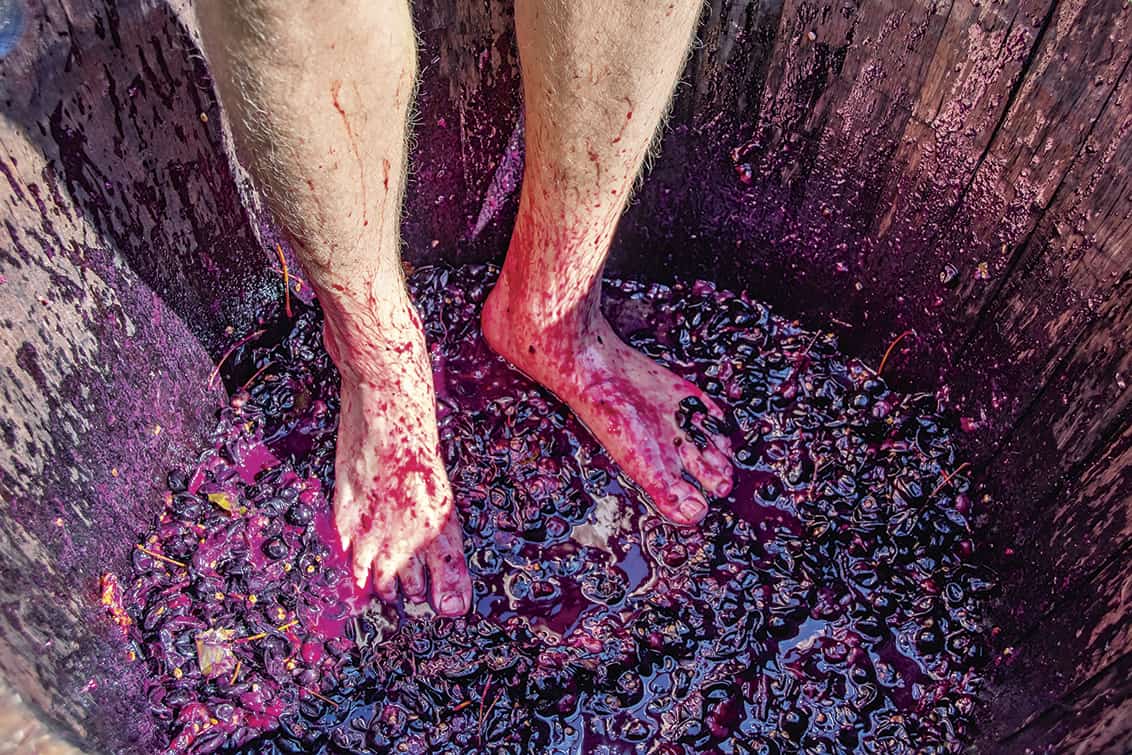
207,492 -> 238,513
195,628 -> 236,678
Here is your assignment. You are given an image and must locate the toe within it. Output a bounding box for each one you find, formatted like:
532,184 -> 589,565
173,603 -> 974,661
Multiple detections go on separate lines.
351,536 -> 378,590
677,440 -> 716,487
678,441 -> 734,498
398,554 -> 428,602
701,445 -> 734,496
333,476 -> 357,555
695,407 -> 733,444
425,516 -> 472,617
374,566 -> 398,603
690,408 -> 734,459
654,479 -> 709,525
675,375 -> 727,419
701,414 -> 734,450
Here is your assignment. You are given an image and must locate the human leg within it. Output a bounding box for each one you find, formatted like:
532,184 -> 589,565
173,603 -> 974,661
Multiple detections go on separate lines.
197,0 -> 470,614
483,0 -> 733,525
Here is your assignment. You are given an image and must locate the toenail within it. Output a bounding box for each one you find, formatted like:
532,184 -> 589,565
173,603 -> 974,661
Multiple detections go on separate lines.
679,498 -> 706,521
439,593 -> 466,615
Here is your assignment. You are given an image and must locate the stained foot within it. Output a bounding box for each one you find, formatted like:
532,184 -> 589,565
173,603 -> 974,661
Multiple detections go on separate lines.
481,273 -> 734,525
322,293 -> 471,616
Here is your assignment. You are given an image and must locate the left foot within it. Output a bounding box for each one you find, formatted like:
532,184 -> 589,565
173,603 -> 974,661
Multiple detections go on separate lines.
482,269 -> 734,525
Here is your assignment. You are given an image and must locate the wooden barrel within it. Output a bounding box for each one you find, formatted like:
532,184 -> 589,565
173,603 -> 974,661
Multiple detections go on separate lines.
0,0 -> 1128,751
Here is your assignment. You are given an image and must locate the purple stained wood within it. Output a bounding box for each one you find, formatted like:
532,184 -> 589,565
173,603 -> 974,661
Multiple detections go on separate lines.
0,0 -> 1129,751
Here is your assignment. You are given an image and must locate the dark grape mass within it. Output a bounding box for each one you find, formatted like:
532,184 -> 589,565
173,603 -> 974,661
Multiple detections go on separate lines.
105,265 -> 994,754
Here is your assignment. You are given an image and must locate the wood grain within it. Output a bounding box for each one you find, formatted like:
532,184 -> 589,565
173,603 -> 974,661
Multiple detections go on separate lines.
986,550 -> 1132,751
0,0 -> 1129,751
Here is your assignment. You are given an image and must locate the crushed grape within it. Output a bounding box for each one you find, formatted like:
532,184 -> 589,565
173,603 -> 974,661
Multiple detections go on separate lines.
105,265 -> 995,754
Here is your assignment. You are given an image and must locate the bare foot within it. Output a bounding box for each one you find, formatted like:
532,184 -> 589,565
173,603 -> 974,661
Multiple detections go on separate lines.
481,272 -> 734,525
323,292 -> 472,616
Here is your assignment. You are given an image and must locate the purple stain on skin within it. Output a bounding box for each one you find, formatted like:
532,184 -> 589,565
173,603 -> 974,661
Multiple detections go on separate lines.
106,265 -> 993,753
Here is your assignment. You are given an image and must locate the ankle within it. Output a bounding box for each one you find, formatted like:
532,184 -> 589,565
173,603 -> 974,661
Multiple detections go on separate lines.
320,285 -> 427,383
486,284 -> 614,386
492,261 -> 602,332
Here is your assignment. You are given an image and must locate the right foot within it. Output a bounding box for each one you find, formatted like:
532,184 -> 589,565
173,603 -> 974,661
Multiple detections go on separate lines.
322,289 -> 471,616
482,269 -> 734,525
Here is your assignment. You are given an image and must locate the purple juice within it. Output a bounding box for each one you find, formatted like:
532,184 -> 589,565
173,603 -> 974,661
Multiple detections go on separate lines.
105,264 -> 994,754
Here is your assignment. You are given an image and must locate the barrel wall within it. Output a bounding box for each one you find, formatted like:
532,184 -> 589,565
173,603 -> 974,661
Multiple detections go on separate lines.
0,1 -> 1129,751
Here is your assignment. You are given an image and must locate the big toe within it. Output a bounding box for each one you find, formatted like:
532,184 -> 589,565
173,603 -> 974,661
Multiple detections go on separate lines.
425,516 -> 472,617
653,479 -> 709,525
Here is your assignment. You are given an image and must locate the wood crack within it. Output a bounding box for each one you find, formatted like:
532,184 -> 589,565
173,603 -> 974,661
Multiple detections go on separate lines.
926,0 -> 1060,255
962,49 -> 1132,350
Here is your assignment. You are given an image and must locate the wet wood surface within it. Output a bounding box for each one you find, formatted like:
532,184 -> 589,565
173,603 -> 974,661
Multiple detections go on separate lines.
0,0 -> 1128,751
0,0 -> 257,749
0,680 -> 82,755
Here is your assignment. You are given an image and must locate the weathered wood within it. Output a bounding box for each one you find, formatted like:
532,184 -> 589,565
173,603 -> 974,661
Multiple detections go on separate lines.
996,416 -> 1132,637
872,0 -> 1051,247
405,0 -> 523,264
962,45 -> 1132,672
1003,648 -> 1132,753
0,679 -> 81,754
946,0 -> 1132,331
0,0 -> 1130,751
0,1 -> 261,750
985,551 -> 1132,750
956,10 -> 1132,470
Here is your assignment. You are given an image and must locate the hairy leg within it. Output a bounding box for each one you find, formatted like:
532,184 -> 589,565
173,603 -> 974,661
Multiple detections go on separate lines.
483,0 -> 733,524
197,0 -> 470,615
